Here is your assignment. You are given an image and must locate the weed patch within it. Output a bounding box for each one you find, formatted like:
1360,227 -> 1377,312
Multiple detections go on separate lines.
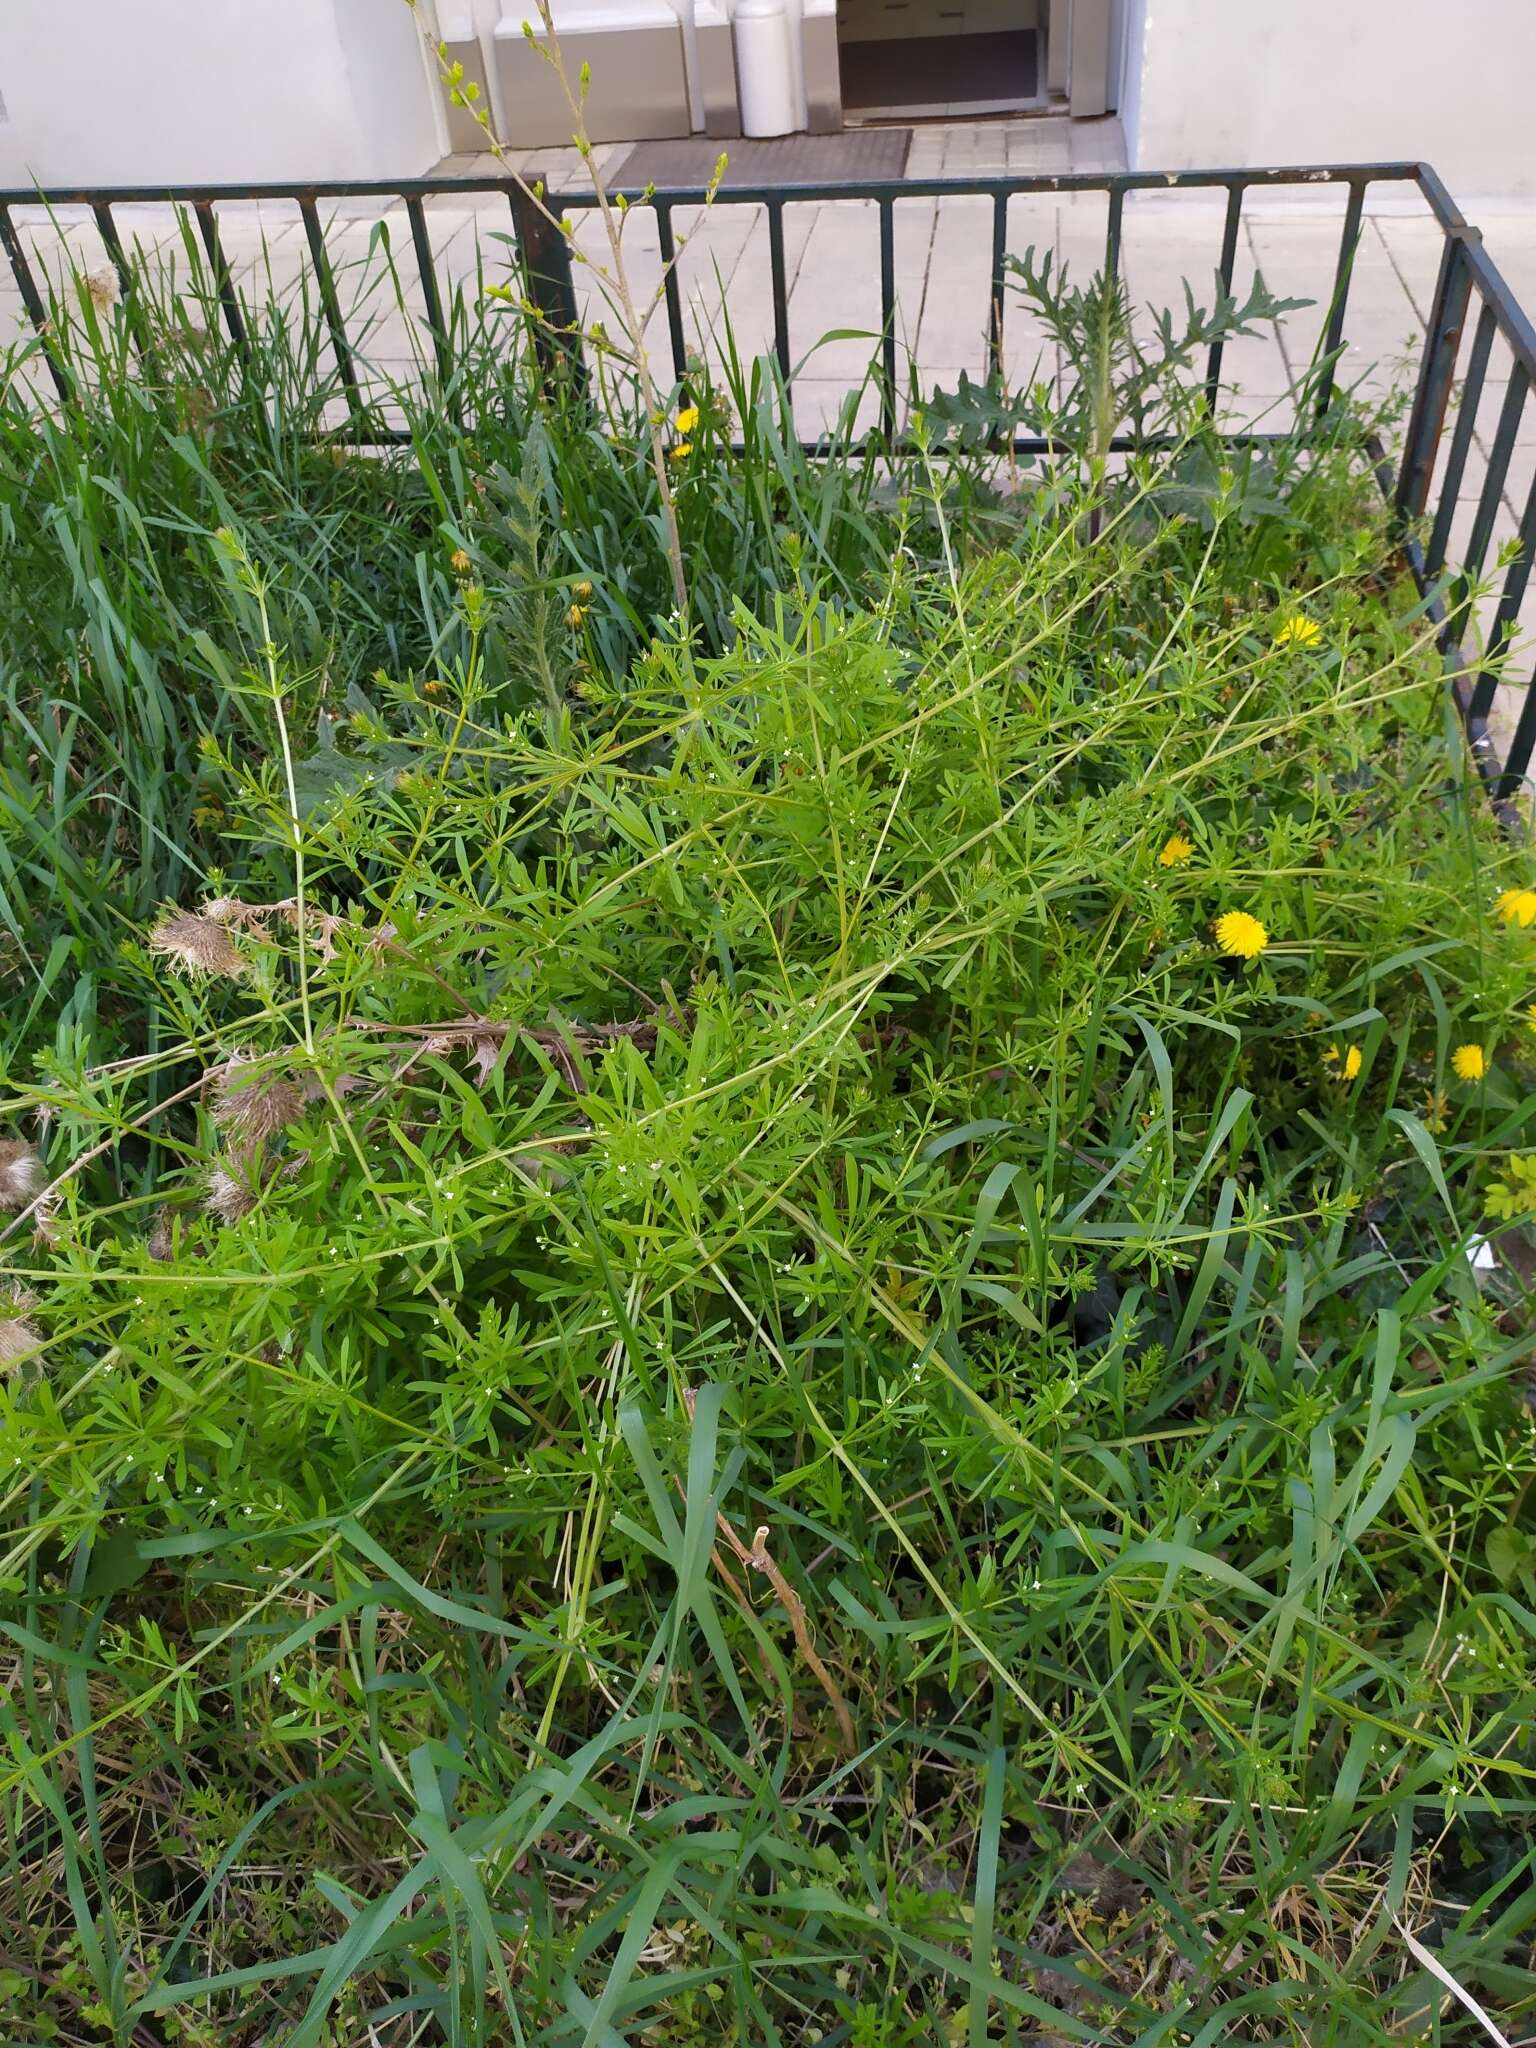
1,236 -> 1535,2046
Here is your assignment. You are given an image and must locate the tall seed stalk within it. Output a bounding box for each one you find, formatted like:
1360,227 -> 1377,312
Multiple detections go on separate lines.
409,0 -> 727,617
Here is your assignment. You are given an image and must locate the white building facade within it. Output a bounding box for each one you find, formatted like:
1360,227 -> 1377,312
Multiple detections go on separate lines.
0,0 -> 1532,195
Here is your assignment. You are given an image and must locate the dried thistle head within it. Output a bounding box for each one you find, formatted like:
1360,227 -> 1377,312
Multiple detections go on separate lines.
30,1188 -> 62,1249
148,910 -> 245,980
0,1289 -> 41,1373
0,1317 -> 41,1372
84,263 -> 120,311
270,899 -> 343,963
212,1055 -> 306,1145
205,1158 -> 260,1226
0,1139 -> 41,1212
466,1031 -> 502,1089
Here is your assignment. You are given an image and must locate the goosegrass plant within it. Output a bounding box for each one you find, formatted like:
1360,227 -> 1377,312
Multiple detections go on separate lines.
0,210 -> 909,1099
0,176 -> 1349,1109
4,307 -> 1536,2046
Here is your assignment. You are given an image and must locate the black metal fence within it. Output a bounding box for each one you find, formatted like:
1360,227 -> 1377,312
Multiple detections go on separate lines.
2,159 -> 1533,797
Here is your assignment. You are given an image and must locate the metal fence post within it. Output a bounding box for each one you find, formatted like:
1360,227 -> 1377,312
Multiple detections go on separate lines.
93,200 -> 161,386
508,184 -> 586,391
299,198 -> 367,435
1393,229 -> 1474,527
1313,175 -> 1366,418
878,194 -> 897,443
0,202 -> 72,404
987,188 -> 1008,382
654,201 -> 689,386
1202,182 -> 1245,414
767,198 -> 791,384
406,195 -> 455,417
193,200 -> 252,376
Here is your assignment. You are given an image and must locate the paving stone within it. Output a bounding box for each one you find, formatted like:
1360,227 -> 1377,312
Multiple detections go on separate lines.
791,377 -> 884,439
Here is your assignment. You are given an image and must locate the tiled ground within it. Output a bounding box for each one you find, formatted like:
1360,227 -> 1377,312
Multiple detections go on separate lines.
5,116 -> 1536,772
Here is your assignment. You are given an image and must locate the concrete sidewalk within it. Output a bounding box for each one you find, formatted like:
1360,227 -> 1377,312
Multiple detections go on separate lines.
5,115 -> 1536,763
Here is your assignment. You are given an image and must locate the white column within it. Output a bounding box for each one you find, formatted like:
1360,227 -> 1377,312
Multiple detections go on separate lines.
734,0 -> 797,137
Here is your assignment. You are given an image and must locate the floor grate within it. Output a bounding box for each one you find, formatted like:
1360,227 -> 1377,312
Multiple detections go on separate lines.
611,129 -> 914,188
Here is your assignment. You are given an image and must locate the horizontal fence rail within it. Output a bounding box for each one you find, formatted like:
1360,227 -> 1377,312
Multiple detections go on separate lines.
2,158 -> 1535,800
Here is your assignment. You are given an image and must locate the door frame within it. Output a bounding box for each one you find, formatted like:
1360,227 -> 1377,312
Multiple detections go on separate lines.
1046,0 -> 1124,117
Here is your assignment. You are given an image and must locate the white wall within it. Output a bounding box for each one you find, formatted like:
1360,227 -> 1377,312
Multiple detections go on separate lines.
336,0 -> 449,170
0,0 -> 442,188
1122,0 -> 1536,199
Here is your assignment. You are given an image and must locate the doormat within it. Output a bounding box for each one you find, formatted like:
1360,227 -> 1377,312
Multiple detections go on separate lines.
612,127 -> 912,190
841,29 -> 1037,114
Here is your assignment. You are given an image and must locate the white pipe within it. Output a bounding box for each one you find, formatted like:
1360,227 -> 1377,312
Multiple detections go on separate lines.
734,0 -> 796,137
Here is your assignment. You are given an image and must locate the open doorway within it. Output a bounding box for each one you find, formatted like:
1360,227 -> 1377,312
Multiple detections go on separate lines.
836,0 -> 1041,122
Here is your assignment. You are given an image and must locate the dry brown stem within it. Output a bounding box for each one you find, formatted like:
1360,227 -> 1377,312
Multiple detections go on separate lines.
710,1507 -> 857,1758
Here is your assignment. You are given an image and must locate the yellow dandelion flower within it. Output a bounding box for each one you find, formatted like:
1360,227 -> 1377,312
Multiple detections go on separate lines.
449,547 -> 471,573
1158,833 -> 1194,867
1214,910 -> 1269,961
668,440 -> 693,462
1527,1004 -> 1536,1035
675,404 -> 699,435
572,578 -> 593,599
566,603 -> 587,628
1495,887 -> 1536,928
1325,1043 -> 1363,1080
1451,1043 -> 1488,1082
1275,614 -> 1323,648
